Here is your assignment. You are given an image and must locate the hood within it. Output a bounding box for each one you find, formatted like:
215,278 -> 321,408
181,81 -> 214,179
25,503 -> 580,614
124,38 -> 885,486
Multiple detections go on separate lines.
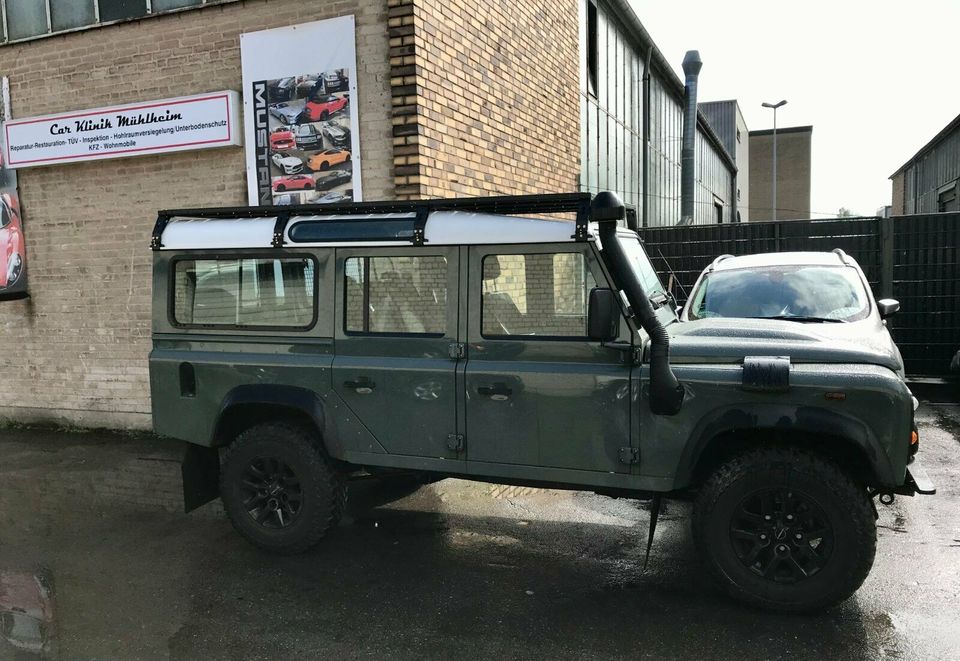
666,317 -> 904,374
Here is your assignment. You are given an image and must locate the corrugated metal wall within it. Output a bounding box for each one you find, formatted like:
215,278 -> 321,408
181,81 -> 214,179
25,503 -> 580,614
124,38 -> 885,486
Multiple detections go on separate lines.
580,0 -> 734,228
695,127 -> 734,224
902,127 -> 960,214
699,101 -> 737,157
640,213 -> 960,376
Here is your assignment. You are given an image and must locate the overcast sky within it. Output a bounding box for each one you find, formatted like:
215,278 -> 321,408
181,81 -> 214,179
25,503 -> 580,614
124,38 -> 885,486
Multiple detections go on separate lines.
629,0 -> 960,217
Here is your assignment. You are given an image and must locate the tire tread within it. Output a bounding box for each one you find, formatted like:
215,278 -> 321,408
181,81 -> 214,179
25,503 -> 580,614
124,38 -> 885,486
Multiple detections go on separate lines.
693,446 -> 876,612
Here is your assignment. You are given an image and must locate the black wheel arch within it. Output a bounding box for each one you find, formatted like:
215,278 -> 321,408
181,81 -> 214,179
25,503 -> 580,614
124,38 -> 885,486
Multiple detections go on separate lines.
211,384 -> 340,457
677,403 -> 897,491
181,385 -> 341,514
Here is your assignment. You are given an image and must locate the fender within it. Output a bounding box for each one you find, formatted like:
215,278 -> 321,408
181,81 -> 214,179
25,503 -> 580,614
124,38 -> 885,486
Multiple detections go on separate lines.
674,402 -> 897,488
182,385 -> 339,513
212,384 -> 342,457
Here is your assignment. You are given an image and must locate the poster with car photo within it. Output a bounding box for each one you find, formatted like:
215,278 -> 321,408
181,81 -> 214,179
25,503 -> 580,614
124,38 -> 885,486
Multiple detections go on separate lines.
241,16 -> 361,207
0,77 -> 27,301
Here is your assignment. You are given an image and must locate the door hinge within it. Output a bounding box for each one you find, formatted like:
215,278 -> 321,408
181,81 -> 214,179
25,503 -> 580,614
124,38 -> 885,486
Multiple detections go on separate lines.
448,343 -> 465,360
618,447 -> 639,464
446,433 -> 464,452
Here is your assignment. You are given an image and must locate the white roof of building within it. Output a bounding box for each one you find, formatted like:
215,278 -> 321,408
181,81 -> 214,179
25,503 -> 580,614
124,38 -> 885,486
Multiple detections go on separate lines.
159,210 -> 596,250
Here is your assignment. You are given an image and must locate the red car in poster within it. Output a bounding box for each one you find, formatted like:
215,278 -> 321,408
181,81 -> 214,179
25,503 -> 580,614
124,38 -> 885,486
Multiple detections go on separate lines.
272,175 -> 314,192
302,94 -> 348,121
0,193 -> 24,289
269,127 -> 296,151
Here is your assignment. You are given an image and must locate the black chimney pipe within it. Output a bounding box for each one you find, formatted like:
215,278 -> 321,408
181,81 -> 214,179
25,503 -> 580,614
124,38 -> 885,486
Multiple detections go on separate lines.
680,50 -> 702,225
592,193 -> 684,416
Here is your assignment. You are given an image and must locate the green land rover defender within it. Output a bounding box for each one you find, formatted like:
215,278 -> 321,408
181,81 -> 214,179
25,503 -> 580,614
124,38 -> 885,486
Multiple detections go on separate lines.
149,192 -> 934,612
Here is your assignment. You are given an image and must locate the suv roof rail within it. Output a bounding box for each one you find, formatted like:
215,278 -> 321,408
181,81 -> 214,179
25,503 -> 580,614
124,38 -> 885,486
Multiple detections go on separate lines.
707,254 -> 734,272
153,193 -> 595,250
832,248 -> 851,265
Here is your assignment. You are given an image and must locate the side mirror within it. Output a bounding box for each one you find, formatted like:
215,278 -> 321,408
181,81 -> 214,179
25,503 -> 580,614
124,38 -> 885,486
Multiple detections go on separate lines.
588,288 -> 620,342
877,298 -> 900,319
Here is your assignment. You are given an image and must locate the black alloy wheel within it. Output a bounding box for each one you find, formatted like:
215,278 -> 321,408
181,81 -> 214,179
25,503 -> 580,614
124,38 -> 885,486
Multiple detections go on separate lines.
220,422 -> 347,554
729,487 -> 833,583
240,456 -> 303,529
693,447 -> 876,612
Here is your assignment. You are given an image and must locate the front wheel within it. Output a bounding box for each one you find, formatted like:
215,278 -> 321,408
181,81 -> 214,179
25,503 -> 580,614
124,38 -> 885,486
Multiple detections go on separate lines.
220,422 -> 346,554
693,447 -> 876,612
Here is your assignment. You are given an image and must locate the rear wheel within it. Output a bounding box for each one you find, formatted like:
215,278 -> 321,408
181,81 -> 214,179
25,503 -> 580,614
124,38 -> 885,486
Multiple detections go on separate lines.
220,422 -> 346,554
693,447 -> 875,612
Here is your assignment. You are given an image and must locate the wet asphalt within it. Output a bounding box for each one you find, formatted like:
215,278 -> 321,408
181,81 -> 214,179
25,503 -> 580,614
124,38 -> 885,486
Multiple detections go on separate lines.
0,398 -> 957,661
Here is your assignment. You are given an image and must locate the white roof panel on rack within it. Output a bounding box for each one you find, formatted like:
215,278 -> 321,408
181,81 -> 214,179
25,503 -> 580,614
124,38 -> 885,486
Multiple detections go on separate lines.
158,210 -> 594,250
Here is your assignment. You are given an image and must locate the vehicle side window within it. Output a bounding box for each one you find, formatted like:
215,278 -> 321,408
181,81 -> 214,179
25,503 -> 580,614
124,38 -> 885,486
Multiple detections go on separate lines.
345,255 -> 447,335
481,252 -> 597,338
172,257 -> 316,329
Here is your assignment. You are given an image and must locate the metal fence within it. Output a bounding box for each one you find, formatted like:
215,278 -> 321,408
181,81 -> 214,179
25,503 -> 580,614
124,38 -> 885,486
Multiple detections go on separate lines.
639,213 -> 960,376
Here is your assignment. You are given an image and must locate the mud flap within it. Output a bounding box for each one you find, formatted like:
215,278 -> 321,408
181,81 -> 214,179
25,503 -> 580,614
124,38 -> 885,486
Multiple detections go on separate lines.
182,444 -> 221,513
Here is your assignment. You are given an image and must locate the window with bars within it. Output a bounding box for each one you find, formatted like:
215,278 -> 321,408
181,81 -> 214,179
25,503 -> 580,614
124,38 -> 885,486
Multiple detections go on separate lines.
1,0 -> 235,44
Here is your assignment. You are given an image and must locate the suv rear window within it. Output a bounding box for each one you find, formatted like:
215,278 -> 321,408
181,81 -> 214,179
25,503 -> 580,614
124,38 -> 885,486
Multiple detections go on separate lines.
172,257 -> 316,329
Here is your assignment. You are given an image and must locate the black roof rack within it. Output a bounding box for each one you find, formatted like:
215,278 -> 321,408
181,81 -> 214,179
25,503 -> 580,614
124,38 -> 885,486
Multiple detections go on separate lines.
152,193 -> 594,251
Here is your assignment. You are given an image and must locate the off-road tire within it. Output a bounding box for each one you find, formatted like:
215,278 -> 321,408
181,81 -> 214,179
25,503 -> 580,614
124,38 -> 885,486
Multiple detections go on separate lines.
220,422 -> 347,554
693,447 -> 876,612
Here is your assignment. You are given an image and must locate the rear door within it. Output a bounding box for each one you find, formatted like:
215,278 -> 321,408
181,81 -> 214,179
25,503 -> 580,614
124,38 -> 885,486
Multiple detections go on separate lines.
332,246 -> 460,461
463,244 -> 633,473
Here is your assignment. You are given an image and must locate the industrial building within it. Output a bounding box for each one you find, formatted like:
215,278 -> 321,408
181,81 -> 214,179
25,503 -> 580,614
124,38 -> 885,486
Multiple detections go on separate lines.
0,0 -> 735,429
890,112 -> 960,214
749,125 -> 813,221
699,100 -> 749,222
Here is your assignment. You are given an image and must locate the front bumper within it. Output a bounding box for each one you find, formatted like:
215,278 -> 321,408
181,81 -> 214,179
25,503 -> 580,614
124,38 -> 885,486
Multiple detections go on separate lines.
895,455 -> 937,496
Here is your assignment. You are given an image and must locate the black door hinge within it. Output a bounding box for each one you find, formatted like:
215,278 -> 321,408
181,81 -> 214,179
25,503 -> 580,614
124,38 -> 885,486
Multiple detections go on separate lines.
447,433 -> 464,452
448,343 -> 465,360
618,447 -> 639,464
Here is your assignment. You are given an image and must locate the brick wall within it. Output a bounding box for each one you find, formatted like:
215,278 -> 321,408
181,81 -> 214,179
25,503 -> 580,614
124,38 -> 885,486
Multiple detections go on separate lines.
891,172 -> 905,216
0,0 -> 393,429
389,0 -> 580,199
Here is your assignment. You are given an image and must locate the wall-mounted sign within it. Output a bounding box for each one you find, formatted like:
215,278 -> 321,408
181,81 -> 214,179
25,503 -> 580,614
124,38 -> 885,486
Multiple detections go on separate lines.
241,16 -> 361,207
3,91 -> 241,169
0,77 -> 28,300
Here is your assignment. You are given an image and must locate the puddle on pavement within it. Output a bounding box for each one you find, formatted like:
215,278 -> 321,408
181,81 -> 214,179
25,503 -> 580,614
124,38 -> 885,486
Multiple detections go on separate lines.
0,570 -> 56,659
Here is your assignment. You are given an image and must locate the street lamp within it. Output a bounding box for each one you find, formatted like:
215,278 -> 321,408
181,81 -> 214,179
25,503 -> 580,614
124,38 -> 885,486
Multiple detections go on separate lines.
762,99 -> 788,221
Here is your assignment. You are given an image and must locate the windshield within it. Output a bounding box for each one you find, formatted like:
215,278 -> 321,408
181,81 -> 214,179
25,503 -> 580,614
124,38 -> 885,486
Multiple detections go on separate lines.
619,236 -> 666,300
687,264 -> 870,322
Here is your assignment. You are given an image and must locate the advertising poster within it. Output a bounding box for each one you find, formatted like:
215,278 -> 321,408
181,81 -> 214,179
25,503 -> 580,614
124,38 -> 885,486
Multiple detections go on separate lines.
0,77 -> 27,301
241,16 -> 360,207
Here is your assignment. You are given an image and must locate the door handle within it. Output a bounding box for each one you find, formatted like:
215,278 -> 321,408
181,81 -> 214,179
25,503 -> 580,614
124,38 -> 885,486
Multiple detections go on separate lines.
477,384 -> 512,401
343,378 -> 376,395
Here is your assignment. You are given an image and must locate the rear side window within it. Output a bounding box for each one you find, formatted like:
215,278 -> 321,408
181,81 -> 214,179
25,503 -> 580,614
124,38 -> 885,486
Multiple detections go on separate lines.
481,252 -> 597,338
344,255 -> 448,335
173,257 -> 316,329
